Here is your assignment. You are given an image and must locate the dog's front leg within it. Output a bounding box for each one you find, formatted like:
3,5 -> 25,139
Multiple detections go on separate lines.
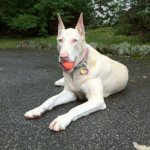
50,79 -> 106,131
24,89 -> 76,119
50,97 -> 106,131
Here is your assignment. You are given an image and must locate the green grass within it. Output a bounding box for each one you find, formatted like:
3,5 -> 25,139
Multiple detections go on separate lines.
0,27 -> 149,49
0,36 -> 56,49
86,27 -> 144,45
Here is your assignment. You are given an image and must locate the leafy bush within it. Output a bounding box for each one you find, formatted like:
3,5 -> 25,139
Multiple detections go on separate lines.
116,1 -> 150,41
111,42 -> 131,55
110,42 -> 150,57
91,0 -> 150,42
92,41 -> 150,57
91,0 -> 135,26
8,14 -> 39,30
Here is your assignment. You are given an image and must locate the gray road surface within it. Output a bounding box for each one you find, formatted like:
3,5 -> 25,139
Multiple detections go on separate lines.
0,49 -> 150,150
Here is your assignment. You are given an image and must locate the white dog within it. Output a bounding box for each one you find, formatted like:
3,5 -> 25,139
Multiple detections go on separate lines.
24,13 -> 128,131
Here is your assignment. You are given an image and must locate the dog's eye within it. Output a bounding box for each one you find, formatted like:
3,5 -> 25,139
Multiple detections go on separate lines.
58,39 -> 63,43
72,39 -> 78,43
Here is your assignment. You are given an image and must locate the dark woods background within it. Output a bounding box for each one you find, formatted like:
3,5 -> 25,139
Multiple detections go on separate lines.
0,0 -> 149,41
0,0 -> 93,36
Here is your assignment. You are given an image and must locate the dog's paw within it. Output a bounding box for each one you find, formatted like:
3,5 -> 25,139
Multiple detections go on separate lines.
54,78 -> 64,87
49,115 -> 70,131
24,108 -> 41,119
100,102 -> 106,110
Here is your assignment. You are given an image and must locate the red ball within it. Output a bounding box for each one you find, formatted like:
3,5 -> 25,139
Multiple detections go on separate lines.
62,61 -> 74,70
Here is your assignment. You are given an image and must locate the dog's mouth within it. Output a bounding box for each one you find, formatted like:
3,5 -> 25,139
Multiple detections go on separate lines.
60,60 -> 75,72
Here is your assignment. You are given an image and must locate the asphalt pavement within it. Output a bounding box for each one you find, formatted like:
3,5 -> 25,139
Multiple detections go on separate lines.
0,49 -> 149,150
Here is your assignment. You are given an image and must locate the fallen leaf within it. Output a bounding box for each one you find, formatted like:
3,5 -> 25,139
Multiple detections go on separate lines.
142,76 -> 147,79
130,79 -> 136,83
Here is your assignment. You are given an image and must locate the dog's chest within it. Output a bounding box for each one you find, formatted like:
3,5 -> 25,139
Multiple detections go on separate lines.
64,72 -> 81,90
64,71 -> 86,97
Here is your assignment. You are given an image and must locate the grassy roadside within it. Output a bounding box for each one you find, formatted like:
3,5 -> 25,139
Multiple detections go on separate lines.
0,27 -> 149,57
0,36 -> 56,49
0,27 -> 149,49
86,27 -> 147,45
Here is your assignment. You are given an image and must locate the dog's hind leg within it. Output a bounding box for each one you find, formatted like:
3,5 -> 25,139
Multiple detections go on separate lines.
55,78 -> 65,86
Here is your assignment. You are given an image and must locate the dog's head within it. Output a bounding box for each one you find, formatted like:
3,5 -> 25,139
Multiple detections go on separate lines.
57,13 -> 87,73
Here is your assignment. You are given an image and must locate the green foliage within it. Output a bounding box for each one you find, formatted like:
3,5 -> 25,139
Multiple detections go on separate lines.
116,0 -> 150,41
67,0 -> 93,26
86,27 -> 142,45
8,14 -> 39,30
91,0 -> 150,42
110,42 -> 150,57
0,0 -> 93,36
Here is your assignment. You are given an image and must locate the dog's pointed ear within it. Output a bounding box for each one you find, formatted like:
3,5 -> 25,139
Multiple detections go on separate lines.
57,13 -> 65,35
75,13 -> 85,36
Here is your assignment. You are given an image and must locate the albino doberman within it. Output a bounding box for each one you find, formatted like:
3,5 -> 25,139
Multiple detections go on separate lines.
24,13 -> 128,131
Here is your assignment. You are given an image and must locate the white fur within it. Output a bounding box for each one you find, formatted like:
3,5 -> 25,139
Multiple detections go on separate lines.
133,142 -> 150,150
55,77 -> 65,86
24,13 -> 128,131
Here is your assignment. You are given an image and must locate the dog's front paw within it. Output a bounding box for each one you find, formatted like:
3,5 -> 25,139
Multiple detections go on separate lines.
49,115 -> 71,131
24,108 -> 41,119
54,78 -> 64,86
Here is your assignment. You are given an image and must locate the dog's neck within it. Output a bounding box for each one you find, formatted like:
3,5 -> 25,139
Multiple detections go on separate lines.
74,47 -> 89,69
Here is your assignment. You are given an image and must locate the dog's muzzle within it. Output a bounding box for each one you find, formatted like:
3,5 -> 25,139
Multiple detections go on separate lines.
59,48 -> 89,72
